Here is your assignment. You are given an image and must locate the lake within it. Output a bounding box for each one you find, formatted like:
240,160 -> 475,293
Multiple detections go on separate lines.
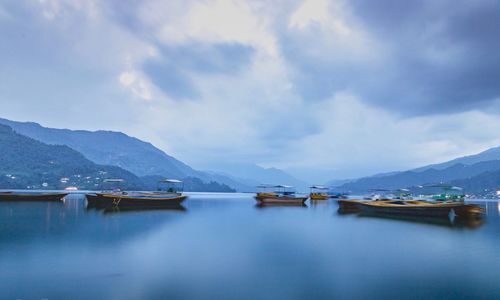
1,193 -> 500,299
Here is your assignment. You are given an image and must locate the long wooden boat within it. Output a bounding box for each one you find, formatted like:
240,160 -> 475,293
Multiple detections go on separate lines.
0,192 -> 68,202
86,192 -> 187,207
255,194 -> 308,205
359,200 -> 483,218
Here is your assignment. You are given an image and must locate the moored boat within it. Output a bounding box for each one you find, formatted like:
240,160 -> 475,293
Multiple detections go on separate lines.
86,178 -> 188,208
255,185 -> 308,204
88,192 -> 187,207
359,200 -> 483,218
0,191 -> 68,202
309,185 -> 329,200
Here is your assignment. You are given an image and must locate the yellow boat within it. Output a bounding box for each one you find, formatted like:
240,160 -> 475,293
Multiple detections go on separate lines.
309,185 -> 329,200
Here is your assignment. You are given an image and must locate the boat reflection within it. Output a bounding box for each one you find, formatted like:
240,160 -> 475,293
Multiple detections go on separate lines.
309,199 -> 330,207
355,212 -> 484,229
337,206 -> 361,215
255,202 -> 308,208
101,203 -> 187,214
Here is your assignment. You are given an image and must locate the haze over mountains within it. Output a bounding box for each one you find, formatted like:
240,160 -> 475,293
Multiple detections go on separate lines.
0,118 -> 305,191
2,116 -> 500,195
335,147 -> 500,195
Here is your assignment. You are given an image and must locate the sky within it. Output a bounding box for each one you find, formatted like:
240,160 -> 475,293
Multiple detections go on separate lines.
1,0 -> 500,182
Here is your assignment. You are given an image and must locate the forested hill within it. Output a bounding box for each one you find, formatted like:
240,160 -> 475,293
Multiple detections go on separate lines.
0,124 -> 142,190
0,124 -> 235,192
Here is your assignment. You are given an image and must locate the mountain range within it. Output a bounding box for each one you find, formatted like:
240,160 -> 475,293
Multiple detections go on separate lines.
335,147 -> 500,195
0,124 -> 143,190
0,118 -> 303,191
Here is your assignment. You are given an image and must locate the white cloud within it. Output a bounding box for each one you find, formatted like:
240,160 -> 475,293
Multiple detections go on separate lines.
140,0 -> 278,56
274,93 -> 500,178
3,0 -> 500,182
119,70 -> 153,101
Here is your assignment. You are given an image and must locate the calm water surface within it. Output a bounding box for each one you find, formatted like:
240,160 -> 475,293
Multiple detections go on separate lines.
1,193 -> 500,299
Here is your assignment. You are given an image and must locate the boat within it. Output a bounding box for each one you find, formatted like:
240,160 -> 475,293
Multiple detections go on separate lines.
358,200 -> 483,218
0,191 -> 68,202
86,191 -> 187,208
86,178 -> 188,208
309,185 -> 329,200
255,185 -> 308,205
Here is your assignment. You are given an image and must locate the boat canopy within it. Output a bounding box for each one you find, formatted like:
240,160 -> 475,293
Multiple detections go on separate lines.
103,179 -> 125,183
423,183 -> 463,190
310,185 -> 329,190
274,185 -> 293,188
159,179 -> 183,183
369,188 -> 391,192
257,184 -> 274,188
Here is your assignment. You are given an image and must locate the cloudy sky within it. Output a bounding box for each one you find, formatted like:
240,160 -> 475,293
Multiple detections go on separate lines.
1,0 -> 500,182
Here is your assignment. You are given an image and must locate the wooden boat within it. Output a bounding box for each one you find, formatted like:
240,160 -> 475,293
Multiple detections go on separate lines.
255,185 -> 308,204
359,200 -> 483,218
255,194 -> 308,204
86,191 -> 187,207
87,178 -> 188,208
309,185 -> 329,200
0,192 -> 68,202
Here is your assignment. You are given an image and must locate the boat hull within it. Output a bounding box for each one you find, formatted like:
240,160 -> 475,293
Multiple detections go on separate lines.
0,192 -> 68,202
337,199 -> 365,213
255,195 -> 308,204
359,201 -> 482,218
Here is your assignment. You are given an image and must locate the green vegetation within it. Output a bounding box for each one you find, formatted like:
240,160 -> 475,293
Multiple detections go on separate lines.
0,124 -> 235,192
0,124 -> 142,190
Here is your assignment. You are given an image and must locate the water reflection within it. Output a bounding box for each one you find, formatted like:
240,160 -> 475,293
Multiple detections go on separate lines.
0,197 -> 185,247
309,199 -> 330,207
101,204 -> 187,214
3,195 -> 500,299
357,213 -> 484,229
